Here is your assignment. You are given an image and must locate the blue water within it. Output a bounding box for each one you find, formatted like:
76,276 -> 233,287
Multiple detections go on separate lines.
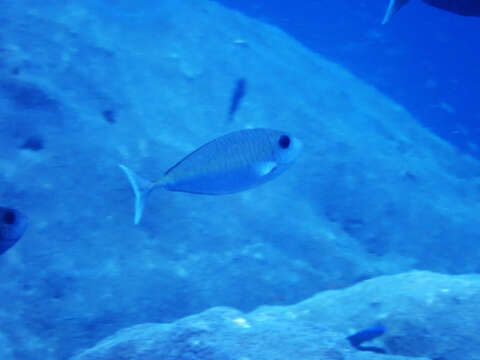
219,0 -> 480,156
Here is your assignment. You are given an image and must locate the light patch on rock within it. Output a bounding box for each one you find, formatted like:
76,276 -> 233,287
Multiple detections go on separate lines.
232,317 -> 251,328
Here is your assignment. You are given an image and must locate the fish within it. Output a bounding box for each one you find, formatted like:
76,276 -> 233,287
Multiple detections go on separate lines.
347,324 -> 387,354
227,78 -> 247,122
0,207 -> 28,254
382,0 -> 480,23
120,128 -> 302,224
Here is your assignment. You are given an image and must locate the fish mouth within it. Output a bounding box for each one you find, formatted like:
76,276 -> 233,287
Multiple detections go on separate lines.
289,136 -> 303,160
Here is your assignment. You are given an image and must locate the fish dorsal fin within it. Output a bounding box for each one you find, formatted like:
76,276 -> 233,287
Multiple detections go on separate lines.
382,0 -> 410,24
254,161 -> 277,177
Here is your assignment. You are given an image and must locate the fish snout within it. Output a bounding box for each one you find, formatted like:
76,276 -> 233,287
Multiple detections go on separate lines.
277,135 -> 302,165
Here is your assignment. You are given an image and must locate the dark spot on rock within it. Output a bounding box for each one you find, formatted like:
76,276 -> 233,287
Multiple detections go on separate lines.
102,109 -> 116,124
402,171 -> 418,182
43,274 -> 77,300
1,80 -> 58,110
3,210 -> 16,225
21,136 -> 44,151
342,217 -> 364,236
365,236 -> 389,256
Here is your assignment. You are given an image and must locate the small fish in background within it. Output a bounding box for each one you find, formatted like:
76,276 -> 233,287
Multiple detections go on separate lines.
102,109 -> 116,124
120,128 -> 302,224
227,78 -> 247,122
347,324 -> 387,354
382,0 -> 480,23
0,207 -> 28,254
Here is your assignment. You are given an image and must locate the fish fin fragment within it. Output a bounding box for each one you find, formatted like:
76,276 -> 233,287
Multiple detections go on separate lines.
347,324 -> 387,353
119,164 -> 156,225
382,0 -> 409,24
254,161 -> 277,177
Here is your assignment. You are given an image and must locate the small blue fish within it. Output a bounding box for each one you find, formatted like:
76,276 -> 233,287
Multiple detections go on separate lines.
120,128 -> 302,224
0,207 -> 28,254
383,0 -> 480,23
347,325 -> 387,354
228,78 -> 247,122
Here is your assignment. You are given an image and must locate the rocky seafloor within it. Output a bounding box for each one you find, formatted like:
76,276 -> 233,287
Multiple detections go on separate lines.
72,271 -> 479,360
1,0 -> 480,359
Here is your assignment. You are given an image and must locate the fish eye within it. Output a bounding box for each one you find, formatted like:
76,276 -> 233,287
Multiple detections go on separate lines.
278,135 -> 290,149
3,210 -> 16,225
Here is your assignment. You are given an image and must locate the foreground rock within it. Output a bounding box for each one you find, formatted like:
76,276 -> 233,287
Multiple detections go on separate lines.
73,271 -> 480,360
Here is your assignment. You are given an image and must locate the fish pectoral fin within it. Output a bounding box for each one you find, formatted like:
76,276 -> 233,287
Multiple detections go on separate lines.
254,161 -> 278,177
382,0 -> 409,24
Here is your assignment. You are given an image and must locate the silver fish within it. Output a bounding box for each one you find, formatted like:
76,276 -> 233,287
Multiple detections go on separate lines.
120,128 -> 302,224
0,207 -> 28,254
383,0 -> 480,24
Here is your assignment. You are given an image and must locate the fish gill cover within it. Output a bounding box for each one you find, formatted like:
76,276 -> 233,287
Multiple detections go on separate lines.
0,0 -> 480,359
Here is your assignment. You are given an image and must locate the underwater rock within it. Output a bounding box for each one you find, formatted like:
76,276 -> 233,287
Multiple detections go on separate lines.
70,310 -> 419,360
71,270 -> 480,360
2,0 -> 480,359
0,333 -> 13,358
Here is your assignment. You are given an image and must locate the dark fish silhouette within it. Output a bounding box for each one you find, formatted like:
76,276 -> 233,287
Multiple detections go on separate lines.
347,325 -> 387,354
0,207 -> 28,254
227,78 -> 247,122
383,0 -> 480,23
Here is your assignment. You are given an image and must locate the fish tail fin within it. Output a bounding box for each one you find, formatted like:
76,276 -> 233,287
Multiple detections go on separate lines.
382,0 -> 409,24
119,164 -> 156,225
